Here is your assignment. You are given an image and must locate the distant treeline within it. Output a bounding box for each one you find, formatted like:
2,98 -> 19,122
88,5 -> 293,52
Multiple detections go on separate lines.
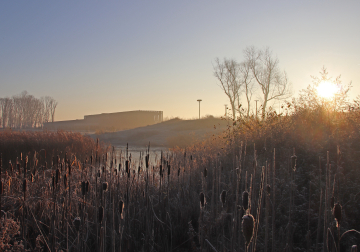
0,91 -> 57,129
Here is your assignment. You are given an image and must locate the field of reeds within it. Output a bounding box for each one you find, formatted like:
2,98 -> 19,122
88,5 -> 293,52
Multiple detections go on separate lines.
2,103 -> 360,251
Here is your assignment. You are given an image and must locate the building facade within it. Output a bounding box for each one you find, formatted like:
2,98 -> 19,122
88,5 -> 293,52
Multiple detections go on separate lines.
44,110 -> 163,132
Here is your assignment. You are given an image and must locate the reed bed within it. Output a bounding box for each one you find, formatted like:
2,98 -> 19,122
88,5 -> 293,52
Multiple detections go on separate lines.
1,104 -> 360,251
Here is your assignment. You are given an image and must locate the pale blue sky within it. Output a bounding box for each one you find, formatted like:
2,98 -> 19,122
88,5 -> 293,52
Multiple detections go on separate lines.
1,1 -> 359,121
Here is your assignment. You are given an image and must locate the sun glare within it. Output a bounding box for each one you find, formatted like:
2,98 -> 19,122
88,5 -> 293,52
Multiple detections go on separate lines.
316,81 -> 339,99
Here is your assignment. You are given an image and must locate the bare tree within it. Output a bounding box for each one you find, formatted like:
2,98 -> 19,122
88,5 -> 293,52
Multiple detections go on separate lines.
46,96 -> 58,123
244,46 -> 291,117
239,61 -> 255,117
0,92 -> 57,128
213,58 -> 243,119
0,97 -> 13,128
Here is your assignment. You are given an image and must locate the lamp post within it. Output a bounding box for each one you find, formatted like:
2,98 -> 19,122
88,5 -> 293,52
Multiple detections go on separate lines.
197,99 -> 202,119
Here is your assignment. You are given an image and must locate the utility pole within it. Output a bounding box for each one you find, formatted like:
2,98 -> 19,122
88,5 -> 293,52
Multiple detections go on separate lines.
197,99 -> 202,119
255,100 -> 259,118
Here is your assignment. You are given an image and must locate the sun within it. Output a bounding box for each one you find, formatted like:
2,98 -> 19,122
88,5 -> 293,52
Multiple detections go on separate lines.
316,81 -> 339,99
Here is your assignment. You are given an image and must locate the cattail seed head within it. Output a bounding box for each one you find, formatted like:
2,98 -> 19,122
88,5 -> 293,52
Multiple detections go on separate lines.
97,170 -> 101,177
85,181 -> 89,193
126,160 -> 129,174
22,179 -> 27,192
291,155 -> 297,171
333,203 -> 342,227
119,200 -> 124,219
266,184 -> 271,195
73,217 -> 81,232
55,169 -> 60,184
98,206 -> 104,223
64,174 -> 67,187
203,168 -> 207,178
242,191 -> 249,210
145,155 -> 149,169
102,182 -> 108,191
220,190 -> 226,208
168,164 -> 170,176
81,181 -> 86,196
0,180 -> 3,194
242,214 -> 255,246
330,196 -> 334,209
199,192 -> 205,209
52,176 -> 55,188
102,166 -> 105,174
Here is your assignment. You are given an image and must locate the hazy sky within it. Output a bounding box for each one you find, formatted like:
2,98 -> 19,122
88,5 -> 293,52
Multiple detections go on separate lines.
1,1 -> 359,121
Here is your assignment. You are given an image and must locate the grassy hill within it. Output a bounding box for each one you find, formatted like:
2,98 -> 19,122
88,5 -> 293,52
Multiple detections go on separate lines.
91,116 -> 228,148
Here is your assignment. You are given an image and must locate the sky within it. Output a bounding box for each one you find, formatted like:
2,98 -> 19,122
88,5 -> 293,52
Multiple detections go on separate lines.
1,0 -> 359,121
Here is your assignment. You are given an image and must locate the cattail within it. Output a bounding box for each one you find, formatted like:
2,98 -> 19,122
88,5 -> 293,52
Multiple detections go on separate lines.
168,164 -> 171,176
102,182 -> 108,191
333,203 -> 342,227
178,168 -> 180,176
63,174 -> 67,187
242,214 -> 255,246
97,170 -> 101,177
220,190 -> 226,208
102,166 -> 105,174
85,181 -> 89,193
351,245 -> 358,252
81,181 -> 86,196
330,196 -> 334,209
0,180 -> 3,194
125,161 -> 129,174
55,169 -> 60,184
9,161 -> 13,173
31,173 -> 34,182
73,217 -> 81,232
145,155 -> 149,169
242,191 -> 249,210
199,192 -> 205,209
22,179 -> 27,192
52,176 -> 55,188
291,155 -> 297,171
266,184 -> 271,195
119,200 -> 124,219
160,165 -> 163,177
203,168 -> 207,178
98,206 -> 104,223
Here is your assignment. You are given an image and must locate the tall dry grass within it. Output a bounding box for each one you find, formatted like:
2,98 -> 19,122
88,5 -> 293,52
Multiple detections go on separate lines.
2,103 -> 360,251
